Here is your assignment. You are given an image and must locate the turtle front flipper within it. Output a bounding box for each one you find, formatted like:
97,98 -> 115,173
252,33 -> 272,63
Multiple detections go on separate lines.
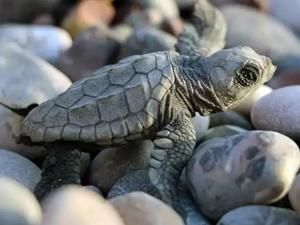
175,0 -> 227,57
34,143 -> 82,201
0,98 -> 39,117
148,113 -> 196,206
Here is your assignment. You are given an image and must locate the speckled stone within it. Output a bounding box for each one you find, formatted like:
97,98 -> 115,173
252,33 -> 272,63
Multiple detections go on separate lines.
186,131 -> 300,220
0,177 -> 42,225
233,85 -> 273,116
201,125 -> 247,142
221,4 -> 300,60
288,173 -> 300,214
251,85 -> 300,141
191,113 -> 210,145
217,205 -> 300,225
0,24 -> 72,64
41,186 -> 125,225
109,192 -> 185,225
209,111 -> 253,130
0,149 -> 41,191
89,140 -> 152,194
0,44 -> 71,159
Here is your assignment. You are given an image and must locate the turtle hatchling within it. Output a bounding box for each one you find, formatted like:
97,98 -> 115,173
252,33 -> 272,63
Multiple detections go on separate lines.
0,0 -> 276,206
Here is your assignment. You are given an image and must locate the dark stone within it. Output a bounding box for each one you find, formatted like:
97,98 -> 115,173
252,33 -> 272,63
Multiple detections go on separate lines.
0,0 -> 61,23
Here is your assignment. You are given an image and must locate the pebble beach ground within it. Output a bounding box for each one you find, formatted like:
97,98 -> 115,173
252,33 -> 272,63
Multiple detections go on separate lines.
1,0 -> 300,225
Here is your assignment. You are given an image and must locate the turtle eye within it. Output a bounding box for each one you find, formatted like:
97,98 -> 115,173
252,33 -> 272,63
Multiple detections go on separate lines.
236,64 -> 259,86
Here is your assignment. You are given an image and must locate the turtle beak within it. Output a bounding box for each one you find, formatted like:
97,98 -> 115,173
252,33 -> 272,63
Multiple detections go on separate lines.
263,57 -> 276,83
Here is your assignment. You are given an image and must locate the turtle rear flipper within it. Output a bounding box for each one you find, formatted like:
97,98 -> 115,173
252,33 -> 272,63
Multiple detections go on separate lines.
175,0 -> 227,56
0,98 -> 39,117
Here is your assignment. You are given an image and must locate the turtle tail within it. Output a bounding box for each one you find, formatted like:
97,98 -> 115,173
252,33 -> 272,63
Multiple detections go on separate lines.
175,0 -> 227,56
0,98 -> 39,117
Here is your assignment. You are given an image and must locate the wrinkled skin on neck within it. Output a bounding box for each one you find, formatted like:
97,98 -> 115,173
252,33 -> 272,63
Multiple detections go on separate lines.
170,54 -> 225,116
170,46 -> 276,117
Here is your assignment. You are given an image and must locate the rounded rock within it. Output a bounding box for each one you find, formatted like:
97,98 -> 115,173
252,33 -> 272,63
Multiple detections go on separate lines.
266,0 -> 300,37
0,24 -> 72,64
55,24 -> 122,81
267,69 -> 300,89
251,85 -> 300,141
0,149 -> 41,191
217,205 -> 300,225
0,177 -> 42,225
118,28 -> 176,60
186,131 -> 300,220
41,185 -> 125,225
0,44 -> 71,159
109,192 -> 185,225
89,140 -> 152,193
221,4 -> 300,59
232,85 -> 273,116
288,173 -> 300,214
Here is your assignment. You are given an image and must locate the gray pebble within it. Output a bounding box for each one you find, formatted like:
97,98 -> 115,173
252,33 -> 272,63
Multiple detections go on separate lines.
0,149 -> 41,191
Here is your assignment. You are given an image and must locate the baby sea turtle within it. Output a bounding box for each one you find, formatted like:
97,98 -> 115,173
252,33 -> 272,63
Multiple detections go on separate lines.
0,0 -> 276,205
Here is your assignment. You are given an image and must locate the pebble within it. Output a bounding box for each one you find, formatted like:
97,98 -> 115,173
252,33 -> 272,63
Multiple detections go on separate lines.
126,0 -> 180,22
61,0 -> 116,39
107,169 -> 161,200
221,4 -> 300,60
109,192 -> 185,225
201,125 -> 247,142
118,28 -> 176,60
267,69 -> 300,89
0,177 -> 42,225
191,113 -> 210,145
0,149 -> 41,191
0,24 -> 72,64
186,130 -> 300,220
266,0 -> 300,37
210,0 -> 268,12
251,85 -> 300,141
55,24 -> 122,81
271,55 -> 300,75
288,173 -> 300,213
124,8 -> 164,28
0,0 -> 60,23
41,185 -> 125,225
217,205 -> 300,225
209,111 -> 253,130
89,140 -> 152,194
232,85 -> 273,116
0,44 -> 71,159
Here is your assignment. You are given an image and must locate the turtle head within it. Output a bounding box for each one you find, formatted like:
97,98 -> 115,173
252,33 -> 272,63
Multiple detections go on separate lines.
205,46 -> 276,111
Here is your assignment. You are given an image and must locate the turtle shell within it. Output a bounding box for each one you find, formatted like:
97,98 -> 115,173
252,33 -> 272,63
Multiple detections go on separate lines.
19,51 -> 176,145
